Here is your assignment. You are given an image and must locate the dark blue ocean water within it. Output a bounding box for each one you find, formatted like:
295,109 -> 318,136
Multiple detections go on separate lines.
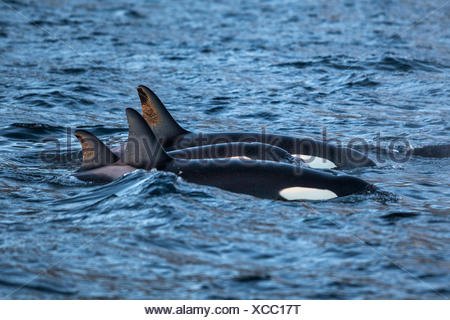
0,0 -> 449,299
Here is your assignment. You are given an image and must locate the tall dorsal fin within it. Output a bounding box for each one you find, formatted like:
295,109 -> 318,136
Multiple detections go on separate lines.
136,85 -> 189,142
125,108 -> 172,170
74,130 -> 119,171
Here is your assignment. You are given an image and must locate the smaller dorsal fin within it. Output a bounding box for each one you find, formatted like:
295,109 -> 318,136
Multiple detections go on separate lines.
74,130 -> 118,171
125,108 -> 172,170
136,85 -> 189,142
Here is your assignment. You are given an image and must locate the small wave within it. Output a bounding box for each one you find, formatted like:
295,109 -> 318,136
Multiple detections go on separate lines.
276,55 -> 447,73
373,56 -> 445,73
346,76 -> 379,87
72,85 -> 94,93
376,57 -> 413,72
1,0 -> 26,6
125,9 -> 147,19
201,47 -> 213,53
211,96 -> 231,104
16,90 -> 76,103
233,272 -> 271,282
61,67 -> 87,75
276,61 -> 313,69
49,67 -> 87,75
165,56 -> 187,61
412,144 -> 450,158
74,126 -> 127,137
28,20 -> 55,27
204,106 -> 226,115
381,211 -> 420,222
239,112 -> 278,121
11,123 -> 61,130
1,123 -> 65,141
0,270 -> 77,296
30,99 -> 54,108
58,170 -> 179,204
275,56 -> 365,71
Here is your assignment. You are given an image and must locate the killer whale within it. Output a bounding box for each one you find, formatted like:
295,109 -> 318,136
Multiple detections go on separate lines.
136,85 -> 376,170
411,144 -> 450,158
75,108 -> 374,201
113,141 -> 306,166
168,142 -> 305,165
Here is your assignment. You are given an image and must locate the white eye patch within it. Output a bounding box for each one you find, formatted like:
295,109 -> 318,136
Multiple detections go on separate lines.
292,154 -> 337,169
279,186 -> 337,201
227,156 -> 252,160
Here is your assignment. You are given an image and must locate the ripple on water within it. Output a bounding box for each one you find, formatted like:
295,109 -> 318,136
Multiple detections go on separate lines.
0,0 -> 449,299
0,269 -> 78,297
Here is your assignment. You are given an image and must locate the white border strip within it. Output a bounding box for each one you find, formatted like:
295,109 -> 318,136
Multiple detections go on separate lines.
0,300 -> 447,320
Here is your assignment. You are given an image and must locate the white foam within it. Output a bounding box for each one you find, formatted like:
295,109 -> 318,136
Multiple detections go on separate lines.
279,186 -> 337,201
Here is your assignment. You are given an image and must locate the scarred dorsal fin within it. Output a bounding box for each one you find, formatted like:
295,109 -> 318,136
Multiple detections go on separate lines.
74,130 -> 118,171
136,85 -> 189,142
125,108 -> 172,170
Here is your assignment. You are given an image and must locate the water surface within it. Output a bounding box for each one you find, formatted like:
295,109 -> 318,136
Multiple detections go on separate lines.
0,0 -> 449,299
